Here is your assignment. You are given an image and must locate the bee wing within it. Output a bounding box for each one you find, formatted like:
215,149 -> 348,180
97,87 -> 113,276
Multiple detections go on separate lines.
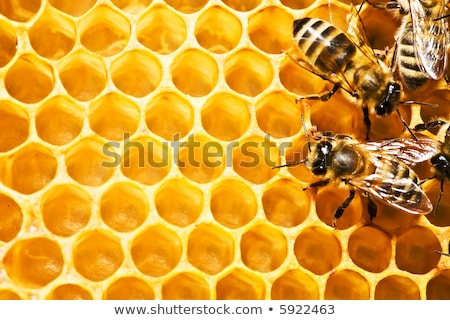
350,153 -> 433,215
362,137 -> 438,167
410,0 -> 448,79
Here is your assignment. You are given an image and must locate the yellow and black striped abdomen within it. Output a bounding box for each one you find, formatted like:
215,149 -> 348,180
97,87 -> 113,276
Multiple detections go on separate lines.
396,19 -> 428,90
293,17 -> 356,75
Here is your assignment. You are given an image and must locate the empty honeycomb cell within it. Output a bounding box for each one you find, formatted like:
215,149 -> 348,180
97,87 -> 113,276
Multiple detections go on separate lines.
280,0 -> 315,9
0,0 -> 41,22
162,272 -> 210,300
73,229 -> 124,282
131,225 -> 182,277
111,0 -> 152,14
423,179 -> 450,227
294,226 -> 341,275
279,57 -> 327,97
262,178 -> 310,227
79,5 -> 130,57
216,268 -> 265,300
5,54 -> 54,104
0,100 -> 29,152
48,0 -> 96,17
271,269 -> 320,300
0,193 -> 23,242
221,0 -> 261,12
2,143 -> 57,194
309,94 -> 367,140
187,223 -> 234,275
136,5 -> 186,54
41,184 -> 92,237
120,135 -> 171,185
369,106 -> 412,141
171,49 -> 218,97
201,92 -> 250,141
240,224 -> 287,273
145,91 -> 194,141
315,185 -> 363,230
35,95 -> 83,146
65,137 -> 115,186
324,269 -> 370,300
248,6 -> 293,54
47,284 -> 93,300
111,50 -> 162,98
255,91 -> 301,139
194,6 -> 242,54
0,20 -> 17,67
210,178 -> 257,229
28,7 -> 76,60
100,182 -> 149,233
371,201 -> 418,233
0,290 -> 21,300
375,275 -> 420,300
177,134 -> 225,184
232,135 -> 278,184
58,50 -> 107,102
224,49 -> 273,97
348,226 -> 391,273
3,237 -> 63,288
104,277 -> 154,300
164,0 -> 208,13
89,93 -> 140,141
396,226 -> 441,274
427,270 -> 450,300
155,178 -> 203,227
359,1 -> 399,50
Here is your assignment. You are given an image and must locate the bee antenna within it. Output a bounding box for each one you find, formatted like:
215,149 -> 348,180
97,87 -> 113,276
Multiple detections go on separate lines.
433,14 -> 450,21
301,114 -> 311,152
272,158 -> 307,169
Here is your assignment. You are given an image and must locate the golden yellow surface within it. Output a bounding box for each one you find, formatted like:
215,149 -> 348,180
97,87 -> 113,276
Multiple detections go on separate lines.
0,0 -> 449,300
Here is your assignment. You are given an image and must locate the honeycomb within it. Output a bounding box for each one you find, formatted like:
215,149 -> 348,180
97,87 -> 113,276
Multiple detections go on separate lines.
0,0 -> 449,300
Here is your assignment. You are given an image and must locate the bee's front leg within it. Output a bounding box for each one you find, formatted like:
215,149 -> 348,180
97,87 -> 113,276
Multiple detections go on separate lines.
296,83 -> 340,103
333,188 -> 356,228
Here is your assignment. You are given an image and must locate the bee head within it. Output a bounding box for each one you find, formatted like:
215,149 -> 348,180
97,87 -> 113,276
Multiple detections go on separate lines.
375,82 -> 401,116
311,140 -> 333,175
431,154 -> 450,177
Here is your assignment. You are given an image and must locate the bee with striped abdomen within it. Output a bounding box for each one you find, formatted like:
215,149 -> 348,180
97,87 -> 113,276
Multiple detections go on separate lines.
368,0 -> 448,90
275,129 -> 434,226
414,120 -> 450,214
287,4 -> 418,140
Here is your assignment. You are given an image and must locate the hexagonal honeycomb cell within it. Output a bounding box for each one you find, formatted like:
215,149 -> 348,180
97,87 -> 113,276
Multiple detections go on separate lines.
0,0 -> 448,301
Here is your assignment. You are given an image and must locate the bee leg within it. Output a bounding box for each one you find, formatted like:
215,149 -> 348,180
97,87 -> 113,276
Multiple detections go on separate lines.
332,188 -> 356,228
433,179 -> 445,216
296,83 -> 340,103
362,106 -> 371,140
413,120 -> 447,132
302,178 -> 330,191
367,195 -> 377,220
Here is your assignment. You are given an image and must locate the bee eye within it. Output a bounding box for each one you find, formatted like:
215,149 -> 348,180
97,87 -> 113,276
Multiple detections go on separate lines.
312,163 -> 327,175
431,154 -> 449,168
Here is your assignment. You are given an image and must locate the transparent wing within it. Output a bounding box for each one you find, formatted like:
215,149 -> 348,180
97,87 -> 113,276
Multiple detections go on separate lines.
350,153 -> 433,215
362,137 -> 438,166
410,0 -> 448,79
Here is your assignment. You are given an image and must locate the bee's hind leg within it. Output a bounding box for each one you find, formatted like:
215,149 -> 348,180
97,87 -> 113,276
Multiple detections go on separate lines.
296,83 -> 340,103
333,188 -> 356,228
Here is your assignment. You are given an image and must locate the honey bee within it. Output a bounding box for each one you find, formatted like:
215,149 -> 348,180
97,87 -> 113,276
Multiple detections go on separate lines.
287,4 -> 418,140
368,0 -> 448,89
413,120 -> 450,213
275,129 -> 434,225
